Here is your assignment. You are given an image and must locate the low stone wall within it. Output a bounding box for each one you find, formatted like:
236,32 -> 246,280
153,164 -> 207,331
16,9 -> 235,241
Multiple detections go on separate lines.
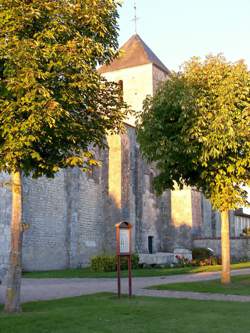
139,252 -> 176,266
139,249 -> 192,266
193,237 -> 250,260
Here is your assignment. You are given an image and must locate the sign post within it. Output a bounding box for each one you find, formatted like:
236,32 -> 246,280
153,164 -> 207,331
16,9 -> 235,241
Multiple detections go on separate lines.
115,221 -> 132,298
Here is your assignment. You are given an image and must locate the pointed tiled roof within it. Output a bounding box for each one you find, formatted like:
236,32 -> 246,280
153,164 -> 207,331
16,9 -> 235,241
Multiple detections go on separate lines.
99,34 -> 170,74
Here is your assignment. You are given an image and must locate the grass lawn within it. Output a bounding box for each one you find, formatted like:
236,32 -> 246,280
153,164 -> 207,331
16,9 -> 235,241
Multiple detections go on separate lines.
150,274 -> 250,295
22,261 -> 250,279
1,293 -> 250,333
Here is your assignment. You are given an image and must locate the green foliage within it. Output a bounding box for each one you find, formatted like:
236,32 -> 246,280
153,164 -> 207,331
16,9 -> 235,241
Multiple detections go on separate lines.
127,253 -> 140,269
241,227 -> 250,237
137,55 -> 250,211
0,0 -> 127,177
91,254 -> 139,272
91,255 -> 116,272
192,247 -> 214,260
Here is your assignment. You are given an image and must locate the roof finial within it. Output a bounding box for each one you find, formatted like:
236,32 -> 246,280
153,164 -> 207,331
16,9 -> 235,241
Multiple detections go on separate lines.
132,0 -> 139,34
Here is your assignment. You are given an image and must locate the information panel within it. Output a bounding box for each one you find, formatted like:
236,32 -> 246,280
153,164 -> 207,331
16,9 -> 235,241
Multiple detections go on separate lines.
120,229 -> 130,254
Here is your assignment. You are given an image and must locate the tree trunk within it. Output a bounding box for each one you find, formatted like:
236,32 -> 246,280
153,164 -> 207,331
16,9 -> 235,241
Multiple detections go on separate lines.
4,171 -> 23,313
221,210 -> 231,284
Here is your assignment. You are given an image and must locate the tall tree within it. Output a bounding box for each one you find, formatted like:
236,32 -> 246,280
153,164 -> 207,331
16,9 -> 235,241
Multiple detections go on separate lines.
0,0 -> 127,313
137,55 -> 250,284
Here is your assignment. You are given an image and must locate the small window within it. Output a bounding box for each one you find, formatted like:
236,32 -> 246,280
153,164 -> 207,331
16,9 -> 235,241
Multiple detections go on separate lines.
148,236 -> 153,254
118,80 -> 123,102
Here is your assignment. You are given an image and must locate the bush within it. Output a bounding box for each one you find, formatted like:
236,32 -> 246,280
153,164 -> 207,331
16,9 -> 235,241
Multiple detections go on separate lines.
175,255 -> 193,267
91,254 -> 140,272
211,256 -> 220,265
120,254 -> 140,270
192,247 -> 214,260
241,227 -> 250,237
91,255 -> 116,272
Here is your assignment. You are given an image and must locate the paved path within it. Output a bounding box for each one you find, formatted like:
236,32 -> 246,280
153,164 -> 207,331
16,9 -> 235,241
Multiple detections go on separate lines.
1,268 -> 250,304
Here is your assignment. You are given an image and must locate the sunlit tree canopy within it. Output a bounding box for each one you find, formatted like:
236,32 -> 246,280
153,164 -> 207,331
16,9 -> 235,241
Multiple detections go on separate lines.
0,0 -> 127,177
137,55 -> 250,211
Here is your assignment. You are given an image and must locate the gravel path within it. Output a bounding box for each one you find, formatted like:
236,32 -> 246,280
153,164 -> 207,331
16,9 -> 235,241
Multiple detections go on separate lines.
1,268 -> 250,304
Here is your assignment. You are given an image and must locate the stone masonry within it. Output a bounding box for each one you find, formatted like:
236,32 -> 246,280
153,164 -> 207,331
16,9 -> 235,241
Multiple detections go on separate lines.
0,34 -> 234,279
0,124 -> 217,279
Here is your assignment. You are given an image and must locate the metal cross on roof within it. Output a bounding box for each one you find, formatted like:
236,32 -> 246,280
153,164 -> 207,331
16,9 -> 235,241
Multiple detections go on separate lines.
132,0 -> 139,34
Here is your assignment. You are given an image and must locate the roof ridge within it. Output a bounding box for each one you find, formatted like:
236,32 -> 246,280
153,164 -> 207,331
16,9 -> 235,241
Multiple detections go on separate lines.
99,34 -> 170,74
134,34 -> 152,63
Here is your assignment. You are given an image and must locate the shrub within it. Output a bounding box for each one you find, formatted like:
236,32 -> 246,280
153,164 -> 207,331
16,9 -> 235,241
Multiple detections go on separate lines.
91,253 -> 140,272
210,256 -> 220,265
192,247 -> 214,260
91,255 -> 116,272
132,253 -> 140,268
175,255 -> 193,267
120,254 -> 140,270
241,227 -> 250,237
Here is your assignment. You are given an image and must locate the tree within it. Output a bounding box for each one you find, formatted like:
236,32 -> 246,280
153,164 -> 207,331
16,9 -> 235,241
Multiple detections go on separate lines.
137,55 -> 250,284
0,0 -> 127,313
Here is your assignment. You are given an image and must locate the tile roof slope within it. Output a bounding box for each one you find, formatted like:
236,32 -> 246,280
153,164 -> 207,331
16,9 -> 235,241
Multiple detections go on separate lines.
99,34 -> 170,74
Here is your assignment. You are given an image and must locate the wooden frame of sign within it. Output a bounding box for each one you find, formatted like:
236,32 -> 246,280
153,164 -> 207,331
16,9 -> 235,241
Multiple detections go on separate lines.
115,221 -> 132,298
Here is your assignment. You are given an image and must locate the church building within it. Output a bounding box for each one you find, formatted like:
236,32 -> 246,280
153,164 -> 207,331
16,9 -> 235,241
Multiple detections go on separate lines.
0,35 -> 249,280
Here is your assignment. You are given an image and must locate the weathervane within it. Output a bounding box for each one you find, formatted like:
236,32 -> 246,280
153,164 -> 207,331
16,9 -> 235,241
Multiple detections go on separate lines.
132,0 -> 139,34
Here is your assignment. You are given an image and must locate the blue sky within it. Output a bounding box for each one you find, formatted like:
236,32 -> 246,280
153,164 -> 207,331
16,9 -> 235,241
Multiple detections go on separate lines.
118,0 -> 250,71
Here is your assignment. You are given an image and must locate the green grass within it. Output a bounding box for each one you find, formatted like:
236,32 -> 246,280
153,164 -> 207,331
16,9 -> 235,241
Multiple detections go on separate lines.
150,274 -> 250,295
22,261 -> 250,279
1,293 -> 250,333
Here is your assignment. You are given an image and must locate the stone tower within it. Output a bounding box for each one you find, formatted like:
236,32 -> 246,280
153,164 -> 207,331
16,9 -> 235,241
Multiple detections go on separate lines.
99,34 -> 204,252
99,34 -> 173,253
99,34 -> 170,126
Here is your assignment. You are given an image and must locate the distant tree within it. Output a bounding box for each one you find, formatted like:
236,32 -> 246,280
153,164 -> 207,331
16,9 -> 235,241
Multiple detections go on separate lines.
0,0 -> 127,313
137,55 -> 250,284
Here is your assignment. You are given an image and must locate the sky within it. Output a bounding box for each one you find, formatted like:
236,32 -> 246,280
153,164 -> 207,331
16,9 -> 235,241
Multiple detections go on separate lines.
117,0 -> 250,71
118,0 -> 250,212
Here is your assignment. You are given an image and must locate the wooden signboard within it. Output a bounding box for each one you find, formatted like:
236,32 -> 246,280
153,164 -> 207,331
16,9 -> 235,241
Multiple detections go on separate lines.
115,221 -> 132,297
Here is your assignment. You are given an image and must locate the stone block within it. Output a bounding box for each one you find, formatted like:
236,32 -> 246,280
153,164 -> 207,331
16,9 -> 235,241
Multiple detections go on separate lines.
139,252 -> 176,265
174,248 -> 192,260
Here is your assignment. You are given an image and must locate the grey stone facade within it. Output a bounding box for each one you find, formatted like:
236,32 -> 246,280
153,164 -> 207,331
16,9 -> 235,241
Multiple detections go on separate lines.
1,126 -> 187,276
3,33 -> 247,278
193,238 -> 250,261
0,173 -> 12,281
193,208 -> 250,261
1,125 -> 247,276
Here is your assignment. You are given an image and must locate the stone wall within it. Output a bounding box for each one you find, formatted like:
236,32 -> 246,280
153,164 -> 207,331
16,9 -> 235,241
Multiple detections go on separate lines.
193,237 -> 250,261
0,173 -> 11,281
22,172 -> 68,271
168,186 -> 196,251
70,160 -> 107,267
137,161 -> 171,253
0,125 -> 175,275
22,156 -> 108,271
1,125 -> 222,276
152,65 -> 168,94
107,125 -> 172,255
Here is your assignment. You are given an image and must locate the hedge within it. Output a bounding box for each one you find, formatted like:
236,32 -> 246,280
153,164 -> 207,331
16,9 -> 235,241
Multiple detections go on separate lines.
91,254 -> 140,272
